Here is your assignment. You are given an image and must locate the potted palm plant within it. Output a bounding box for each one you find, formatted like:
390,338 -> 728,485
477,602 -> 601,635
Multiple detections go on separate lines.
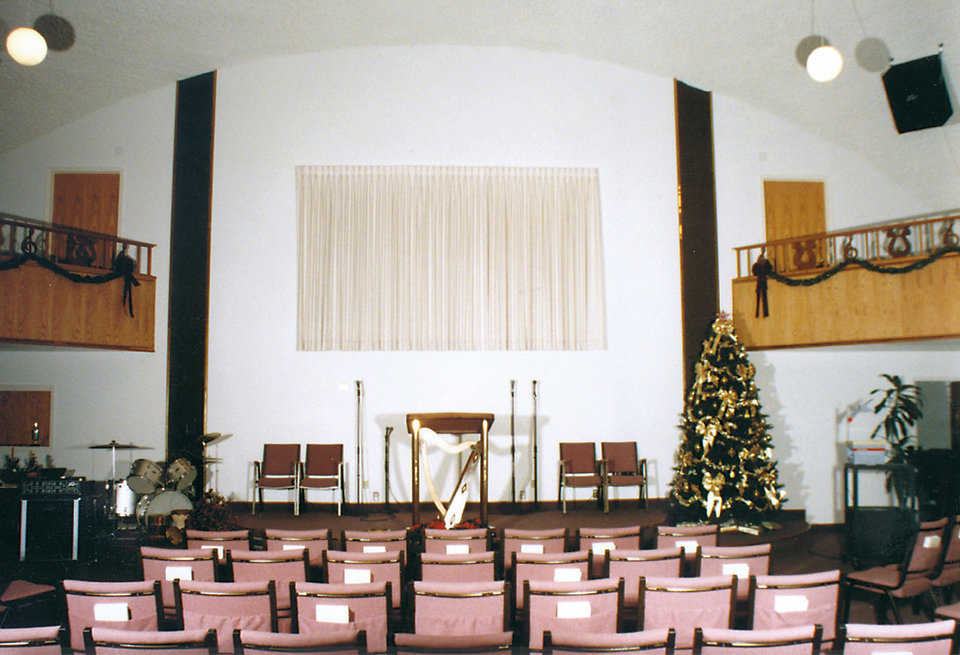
870,374 -> 923,509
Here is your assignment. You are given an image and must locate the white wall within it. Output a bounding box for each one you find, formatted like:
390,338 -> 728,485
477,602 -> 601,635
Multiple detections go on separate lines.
0,86 -> 175,479
2,45 -> 955,526
714,94 -> 960,523
206,46 -> 682,508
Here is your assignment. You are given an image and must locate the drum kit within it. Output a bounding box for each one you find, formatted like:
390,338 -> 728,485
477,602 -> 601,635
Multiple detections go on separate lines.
89,441 -> 197,531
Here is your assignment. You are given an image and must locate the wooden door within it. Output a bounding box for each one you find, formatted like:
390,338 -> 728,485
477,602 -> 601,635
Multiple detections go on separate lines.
51,172 -> 120,267
763,180 -> 826,271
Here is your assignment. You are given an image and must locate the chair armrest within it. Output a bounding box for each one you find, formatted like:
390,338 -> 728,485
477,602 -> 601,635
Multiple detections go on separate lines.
253,460 -> 262,481
638,458 -> 647,478
595,459 -> 607,476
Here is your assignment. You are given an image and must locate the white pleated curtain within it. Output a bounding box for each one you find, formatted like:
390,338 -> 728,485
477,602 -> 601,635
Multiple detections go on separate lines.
297,165 -> 606,351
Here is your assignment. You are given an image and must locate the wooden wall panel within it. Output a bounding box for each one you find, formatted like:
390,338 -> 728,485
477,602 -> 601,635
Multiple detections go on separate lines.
732,253 -> 960,348
0,391 -> 51,446
0,262 -> 154,350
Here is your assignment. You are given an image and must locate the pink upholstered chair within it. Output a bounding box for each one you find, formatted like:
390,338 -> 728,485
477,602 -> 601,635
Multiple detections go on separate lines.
393,631 -> 513,654
423,528 -> 490,554
324,550 -> 404,610
185,529 -> 252,561
604,547 -> 683,611
577,525 -> 644,578
558,442 -> 606,513
174,580 -> 277,654
420,551 -> 496,582
525,578 -> 624,650
140,546 -> 219,623
252,443 -> 301,516
656,524 -> 718,570
502,528 -> 567,572
0,580 -> 56,628
932,515 -> 960,602
843,517 -> 948,623
291,581 -> 390,654
543,628 -> 675,654
837,619 -> 958,654
228,549 -> 309,632
638,575 -> 736,651
600,441 -> 647,508
232,627 -> 366,654
82,627 -> 217,654
750,570 -> 840,650
0,625 -> 65,654
697,544 -> 771,602
265,528 -> 331,568
512,550 -> 591,613
692,624 -> 822,654
300,444 -> 345,516
62,579 -> 162,652
342,529 -> 407,557
411,580 -> 508,635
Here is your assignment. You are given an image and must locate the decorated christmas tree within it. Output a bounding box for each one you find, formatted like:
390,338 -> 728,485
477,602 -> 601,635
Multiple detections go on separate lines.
670,313 -> 785,528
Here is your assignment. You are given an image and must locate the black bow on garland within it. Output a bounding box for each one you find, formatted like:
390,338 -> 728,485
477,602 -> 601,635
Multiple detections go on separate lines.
0,251 -> 140,317
753,245 -> 960,318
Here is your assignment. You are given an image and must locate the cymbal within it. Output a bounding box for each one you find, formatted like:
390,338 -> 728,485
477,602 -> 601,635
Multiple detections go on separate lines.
88,440 -> 149,450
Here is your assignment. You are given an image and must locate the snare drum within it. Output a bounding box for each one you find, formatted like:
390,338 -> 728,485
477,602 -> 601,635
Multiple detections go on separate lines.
127,458 -> 163,494
113,479 -> 138,517
166,457 -> 197,491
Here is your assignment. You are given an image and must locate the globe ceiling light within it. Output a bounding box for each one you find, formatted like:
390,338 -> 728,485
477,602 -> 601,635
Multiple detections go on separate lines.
806,43 -> 844,82
6,26 -> 48,66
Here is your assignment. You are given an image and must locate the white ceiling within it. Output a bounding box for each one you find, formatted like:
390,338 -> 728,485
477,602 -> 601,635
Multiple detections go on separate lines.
1,0 -> 959,206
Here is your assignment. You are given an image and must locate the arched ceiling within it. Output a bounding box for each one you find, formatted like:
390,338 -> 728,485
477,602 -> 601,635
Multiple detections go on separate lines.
1,0 -> 958,206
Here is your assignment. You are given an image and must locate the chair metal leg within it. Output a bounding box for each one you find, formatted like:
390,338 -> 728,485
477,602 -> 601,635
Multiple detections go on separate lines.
886,591 -> 901,624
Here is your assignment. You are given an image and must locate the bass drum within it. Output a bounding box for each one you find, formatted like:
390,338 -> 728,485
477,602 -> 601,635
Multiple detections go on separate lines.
137,490 -> 194,536
165,457 -> 197,492
113,479 -> 138,517
127,459 -> 163,495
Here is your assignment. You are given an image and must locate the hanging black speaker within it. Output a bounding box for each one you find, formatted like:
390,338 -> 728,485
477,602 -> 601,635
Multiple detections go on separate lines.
882,54 -> 953,134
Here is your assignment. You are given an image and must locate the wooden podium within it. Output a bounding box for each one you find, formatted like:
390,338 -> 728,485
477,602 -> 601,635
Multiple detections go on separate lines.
405,413 -> 494,526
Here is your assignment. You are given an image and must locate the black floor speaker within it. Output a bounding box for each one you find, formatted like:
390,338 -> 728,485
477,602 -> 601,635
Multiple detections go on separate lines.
19,495 -> 99,561
882,54 -> 954,134
846,506 -> 917,568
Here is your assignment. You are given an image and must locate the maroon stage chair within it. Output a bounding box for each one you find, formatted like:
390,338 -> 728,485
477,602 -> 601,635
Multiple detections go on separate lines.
300,443 -> 345,516
600,441 -> 648,508
291,581 -> 390,654
252,443 -> 301,516
558,442 -> 606,513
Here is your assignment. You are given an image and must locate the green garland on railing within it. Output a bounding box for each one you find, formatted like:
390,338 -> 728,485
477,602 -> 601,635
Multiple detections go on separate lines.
754,246 -> 960,318
0,252 -> 140,317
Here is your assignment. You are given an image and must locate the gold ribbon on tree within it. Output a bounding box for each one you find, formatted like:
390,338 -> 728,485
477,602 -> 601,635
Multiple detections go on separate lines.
696,417 -> 719,451
702,471 -> 725,518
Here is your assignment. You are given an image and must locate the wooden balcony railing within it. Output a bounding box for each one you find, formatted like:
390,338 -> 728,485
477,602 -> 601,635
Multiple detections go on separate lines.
1,212 -> 154,275
734,211 -> 960,280
731,211 -> 960,349
0,212 -> 157,351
